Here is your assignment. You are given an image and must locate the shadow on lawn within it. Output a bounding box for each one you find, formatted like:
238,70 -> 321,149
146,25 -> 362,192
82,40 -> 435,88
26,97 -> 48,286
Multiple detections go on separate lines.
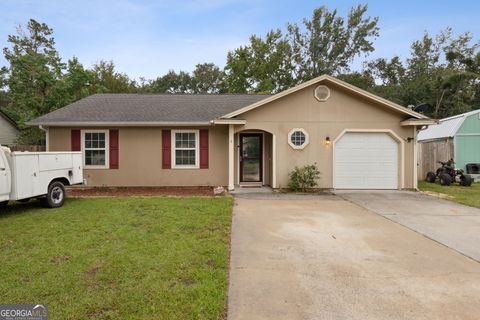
0,198 -> 80,218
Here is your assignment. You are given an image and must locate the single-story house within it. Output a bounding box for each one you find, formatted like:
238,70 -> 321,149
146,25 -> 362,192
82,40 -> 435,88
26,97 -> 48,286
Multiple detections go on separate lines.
0,110 -> 19,146
418,109 -> 480,179
28,75 -> 434,190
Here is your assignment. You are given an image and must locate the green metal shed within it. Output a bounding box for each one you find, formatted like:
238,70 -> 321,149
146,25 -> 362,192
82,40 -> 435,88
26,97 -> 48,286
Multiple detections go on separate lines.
418,109 -> 480,178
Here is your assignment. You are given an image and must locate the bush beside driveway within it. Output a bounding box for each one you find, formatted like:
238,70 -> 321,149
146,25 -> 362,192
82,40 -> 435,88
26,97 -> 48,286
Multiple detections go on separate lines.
0,197 -> 232,320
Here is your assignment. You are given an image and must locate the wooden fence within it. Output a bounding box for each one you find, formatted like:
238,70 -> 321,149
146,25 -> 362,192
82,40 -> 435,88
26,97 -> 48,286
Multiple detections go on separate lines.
6,145 -> 46,152
418,139 -> 454,179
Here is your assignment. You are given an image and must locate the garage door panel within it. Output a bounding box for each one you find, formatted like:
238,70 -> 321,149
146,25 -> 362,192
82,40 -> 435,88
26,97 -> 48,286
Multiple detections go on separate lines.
335,132 -> 398,189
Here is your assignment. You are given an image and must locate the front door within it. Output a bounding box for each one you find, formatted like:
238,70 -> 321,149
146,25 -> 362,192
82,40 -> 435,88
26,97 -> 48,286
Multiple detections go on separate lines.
240,134 -> 262,183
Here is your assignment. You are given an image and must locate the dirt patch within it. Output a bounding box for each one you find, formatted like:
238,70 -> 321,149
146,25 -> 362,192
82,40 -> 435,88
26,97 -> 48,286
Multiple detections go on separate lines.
420,190 -> 453,200
83,265 -> 101,279
67,186 -> 217,197
50,255 -> 71,264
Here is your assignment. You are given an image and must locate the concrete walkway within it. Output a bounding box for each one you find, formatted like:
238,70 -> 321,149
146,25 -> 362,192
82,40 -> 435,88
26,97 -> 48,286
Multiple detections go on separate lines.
338,191 -> 480,262
228,194 -> 480,320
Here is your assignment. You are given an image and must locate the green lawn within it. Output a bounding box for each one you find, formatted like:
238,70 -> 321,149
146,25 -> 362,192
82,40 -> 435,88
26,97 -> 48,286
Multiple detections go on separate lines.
418,181 -> 480,209
0,197 -> 232,319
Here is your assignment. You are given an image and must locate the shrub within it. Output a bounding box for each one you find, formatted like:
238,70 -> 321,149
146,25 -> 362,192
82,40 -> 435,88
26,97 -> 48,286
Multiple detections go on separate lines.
288,163 -> 321,192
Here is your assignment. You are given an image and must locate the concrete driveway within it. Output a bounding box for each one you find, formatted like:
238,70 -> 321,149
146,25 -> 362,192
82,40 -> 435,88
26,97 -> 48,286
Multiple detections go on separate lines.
228,194 -> 480,320
338,191 -> 480,262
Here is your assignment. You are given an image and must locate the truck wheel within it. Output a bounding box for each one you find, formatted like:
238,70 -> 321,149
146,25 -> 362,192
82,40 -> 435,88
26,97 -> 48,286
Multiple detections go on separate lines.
425,172 -> 436,183
439,173 -> 452,186
460,175 -> 473,187
44,181 -> 66,208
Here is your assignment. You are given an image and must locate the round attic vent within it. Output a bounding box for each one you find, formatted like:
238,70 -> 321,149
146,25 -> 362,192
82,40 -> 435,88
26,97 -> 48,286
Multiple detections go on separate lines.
314,85 -> 330,102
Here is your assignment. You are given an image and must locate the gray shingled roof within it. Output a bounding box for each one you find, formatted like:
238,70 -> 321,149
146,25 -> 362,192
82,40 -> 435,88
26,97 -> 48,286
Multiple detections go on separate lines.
29,93 -> 271,125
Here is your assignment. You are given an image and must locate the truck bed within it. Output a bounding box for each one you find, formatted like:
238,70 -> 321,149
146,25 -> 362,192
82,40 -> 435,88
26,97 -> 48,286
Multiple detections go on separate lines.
7,151 -> 83,200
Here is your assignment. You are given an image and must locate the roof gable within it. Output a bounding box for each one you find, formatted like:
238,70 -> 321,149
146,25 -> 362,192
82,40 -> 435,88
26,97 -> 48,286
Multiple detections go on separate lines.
220,75 -> 429,120
0,110 -> 18,129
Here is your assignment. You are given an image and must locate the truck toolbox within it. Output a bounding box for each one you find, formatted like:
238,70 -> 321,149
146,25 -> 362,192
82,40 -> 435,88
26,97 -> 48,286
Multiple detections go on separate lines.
0,146 -> 83,208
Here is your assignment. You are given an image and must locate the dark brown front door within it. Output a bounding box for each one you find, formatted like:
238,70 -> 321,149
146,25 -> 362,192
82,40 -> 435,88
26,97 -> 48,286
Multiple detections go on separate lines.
240,133 -> 262,182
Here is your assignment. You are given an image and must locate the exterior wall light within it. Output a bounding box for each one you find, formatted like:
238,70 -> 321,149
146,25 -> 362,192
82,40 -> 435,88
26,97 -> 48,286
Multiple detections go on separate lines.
325,136 -> 331,145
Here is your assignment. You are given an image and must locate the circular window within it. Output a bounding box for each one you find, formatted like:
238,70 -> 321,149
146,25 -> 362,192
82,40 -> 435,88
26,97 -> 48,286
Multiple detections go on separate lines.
288,128 -> 309,150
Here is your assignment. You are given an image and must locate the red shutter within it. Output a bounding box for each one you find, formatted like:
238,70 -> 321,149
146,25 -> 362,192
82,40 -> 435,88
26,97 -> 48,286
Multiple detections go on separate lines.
162,130 -> 171,169
71,129 -> 81,151
199,129 -> 209,169
109,129 -> 119,169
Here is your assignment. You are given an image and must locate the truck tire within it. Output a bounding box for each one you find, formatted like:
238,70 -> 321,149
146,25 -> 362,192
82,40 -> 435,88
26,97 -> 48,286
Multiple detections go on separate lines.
439,173 -> 452,186
425,172 -> 436,183
44,181 -> 66,208
460,175 -> 473,187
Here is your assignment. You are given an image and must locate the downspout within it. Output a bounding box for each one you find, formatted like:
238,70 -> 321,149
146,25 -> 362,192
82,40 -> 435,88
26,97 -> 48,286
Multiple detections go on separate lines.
39,125 -> 49,151
413,125 -> 418,191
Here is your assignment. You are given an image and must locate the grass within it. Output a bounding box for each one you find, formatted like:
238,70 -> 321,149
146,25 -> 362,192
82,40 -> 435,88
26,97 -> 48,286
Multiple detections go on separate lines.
418,181 -> 480,209
0,197 -> 233,320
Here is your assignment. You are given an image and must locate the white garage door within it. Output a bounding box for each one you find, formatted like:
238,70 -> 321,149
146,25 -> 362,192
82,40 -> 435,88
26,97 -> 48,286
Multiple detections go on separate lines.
335,132 -> 398,189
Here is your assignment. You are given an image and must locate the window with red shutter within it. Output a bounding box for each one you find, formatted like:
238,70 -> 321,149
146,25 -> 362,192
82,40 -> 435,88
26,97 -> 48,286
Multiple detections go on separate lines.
71,129 -> 81,151
109,129 -> 119,169
199,129 -> 209,169
162,130 -> 171,169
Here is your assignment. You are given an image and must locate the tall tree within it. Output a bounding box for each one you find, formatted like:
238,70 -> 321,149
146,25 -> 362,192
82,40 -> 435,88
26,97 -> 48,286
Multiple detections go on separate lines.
2,19 -> 65,143
225,5 -> 379,93
287,5 -> 379,81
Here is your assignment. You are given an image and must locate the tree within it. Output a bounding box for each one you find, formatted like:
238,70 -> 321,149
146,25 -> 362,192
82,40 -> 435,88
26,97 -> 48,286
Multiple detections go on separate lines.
2,19 -> 65,144
364,29 -> 479,118
225,30 -> 295,93
336,71 -> 375,91
60,57 -> 96,102
225,5 -> 379,93
147,70 -> 193,93
192,63 -> 226,93
287,5 -> 379,81
90,60 -> 137,93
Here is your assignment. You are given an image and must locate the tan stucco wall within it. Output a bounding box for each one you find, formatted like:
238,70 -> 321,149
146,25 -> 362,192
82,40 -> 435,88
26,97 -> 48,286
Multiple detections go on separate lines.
48,126 -> 229,187
47,80 -> 416,189
234,82 -> 416,189
0,115 -> 19,145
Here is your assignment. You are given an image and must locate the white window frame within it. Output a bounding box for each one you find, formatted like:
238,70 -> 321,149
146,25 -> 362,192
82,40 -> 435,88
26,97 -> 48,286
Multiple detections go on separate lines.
288,128 -> 309,150
81,129 -> 109,169
171,129 -> 199,169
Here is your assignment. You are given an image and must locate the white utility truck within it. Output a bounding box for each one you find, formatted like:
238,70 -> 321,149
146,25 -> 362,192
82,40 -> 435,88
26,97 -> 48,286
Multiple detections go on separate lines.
0,145 -> 83,208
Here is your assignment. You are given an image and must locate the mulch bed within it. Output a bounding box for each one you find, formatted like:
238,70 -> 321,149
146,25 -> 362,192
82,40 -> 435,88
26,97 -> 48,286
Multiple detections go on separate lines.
67,186 -> 216,197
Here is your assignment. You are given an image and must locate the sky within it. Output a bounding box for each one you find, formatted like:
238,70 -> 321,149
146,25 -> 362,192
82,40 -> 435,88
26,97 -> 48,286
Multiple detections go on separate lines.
0,0 -> 479,80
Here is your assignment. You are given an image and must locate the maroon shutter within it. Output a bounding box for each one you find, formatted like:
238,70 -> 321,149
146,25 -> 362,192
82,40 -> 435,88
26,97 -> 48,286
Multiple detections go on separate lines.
71,129 -> 81,151
109,129 -> 119,169
162,130 -> 171,169
199,129 -> 209,169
